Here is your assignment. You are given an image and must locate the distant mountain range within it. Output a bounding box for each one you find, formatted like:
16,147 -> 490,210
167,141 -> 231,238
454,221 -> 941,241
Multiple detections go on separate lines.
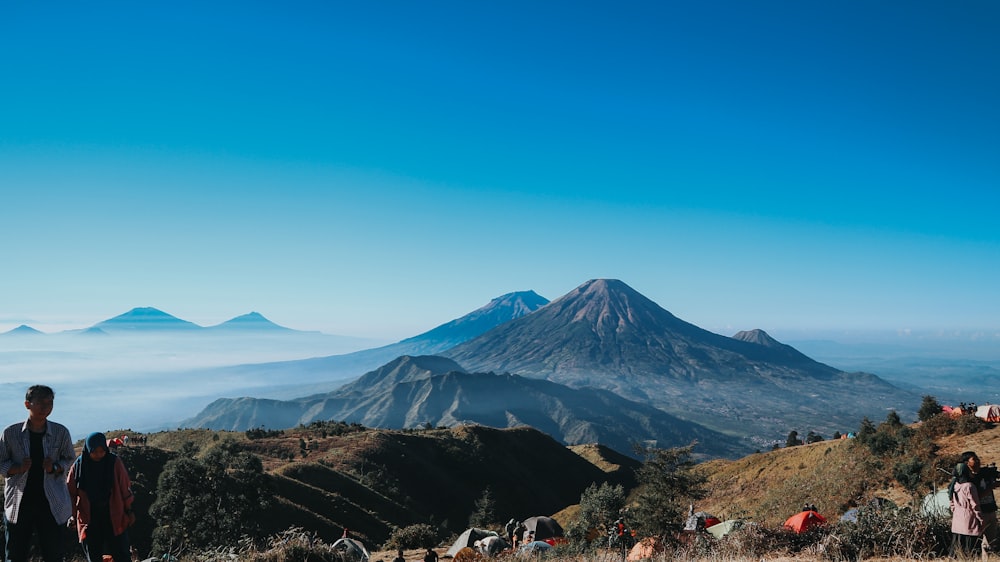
185,279 -> 919,456
189,291 -> 549,385
92,307 -> 304,333
183,355 -> 745,458
1,308 -> 305,336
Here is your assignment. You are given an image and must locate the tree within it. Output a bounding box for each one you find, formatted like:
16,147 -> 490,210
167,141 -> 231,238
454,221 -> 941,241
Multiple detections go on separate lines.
630,444 -> 706,539
468,486 -> 496,528
918,395 -> 943,422
150,439 -> 273,555
884,410 -> 904,428
785,431 -> 802,448
805,431 -> 824,444
857,417 -> 876,442
568,482 -> 626,542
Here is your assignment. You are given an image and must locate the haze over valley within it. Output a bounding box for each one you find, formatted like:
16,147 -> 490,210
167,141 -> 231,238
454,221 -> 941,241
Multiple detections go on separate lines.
3,280 -> 997,457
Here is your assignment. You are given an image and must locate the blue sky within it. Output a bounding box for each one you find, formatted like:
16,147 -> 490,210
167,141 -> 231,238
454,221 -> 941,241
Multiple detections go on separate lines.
1,1 -> 998,341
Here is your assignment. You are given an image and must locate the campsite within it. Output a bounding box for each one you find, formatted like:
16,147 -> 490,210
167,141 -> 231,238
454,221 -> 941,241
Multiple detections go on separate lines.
23,399 -> 996,562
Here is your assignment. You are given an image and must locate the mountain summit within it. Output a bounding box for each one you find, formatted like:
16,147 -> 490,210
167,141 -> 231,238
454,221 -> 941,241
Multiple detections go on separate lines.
209,312 -> 296,332
395,290 -> 549,350
443,279 -> 915,443
445,278 -> 810,380
92,307 -> 201,332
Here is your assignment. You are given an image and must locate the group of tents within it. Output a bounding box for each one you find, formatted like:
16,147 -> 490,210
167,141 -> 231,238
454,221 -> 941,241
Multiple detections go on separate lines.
447,516 -> 566,558
336,491 -> 963,562
942,403 -> 1000,422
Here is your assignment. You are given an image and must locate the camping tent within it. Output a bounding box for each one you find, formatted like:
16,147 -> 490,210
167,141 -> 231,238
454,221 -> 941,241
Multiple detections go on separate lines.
977,404 -> 1000,422
783,510 -> 826,533
521,516 -> 564,541
447,528 -> 499,558
705,520 -> 742,539
516,541 -> 552,556
476,536 -> 507,557
626,537 -> 664,561
683,511 -> 720,531
331,538 -> 370,562
921,489 -> 951,517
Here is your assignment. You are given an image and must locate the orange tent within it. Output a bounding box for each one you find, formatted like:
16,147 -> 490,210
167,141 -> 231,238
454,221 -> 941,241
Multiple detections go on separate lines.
783,510 -> 826,533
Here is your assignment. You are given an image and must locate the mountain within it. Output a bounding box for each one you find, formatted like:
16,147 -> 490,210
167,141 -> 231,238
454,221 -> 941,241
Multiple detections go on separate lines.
196,290 -> 549,387
442,279 -> 918,445
1,325 -> 45,336
207,311 -> 298,332
183,355 -> 745,458
91,307 -> 202,332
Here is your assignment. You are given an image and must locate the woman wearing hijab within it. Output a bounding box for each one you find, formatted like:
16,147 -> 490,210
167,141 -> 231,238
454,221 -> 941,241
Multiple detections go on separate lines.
951,459 -> 985,556
66,432 -> 135,562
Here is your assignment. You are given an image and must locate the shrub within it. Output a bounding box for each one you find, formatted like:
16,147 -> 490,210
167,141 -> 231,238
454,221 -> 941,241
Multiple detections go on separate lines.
384,524 -> 441,550
823,507 -> 952,560
956,414 -> 986,435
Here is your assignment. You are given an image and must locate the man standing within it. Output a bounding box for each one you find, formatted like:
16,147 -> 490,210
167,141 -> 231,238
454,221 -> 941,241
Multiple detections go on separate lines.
0,385 -> 76,562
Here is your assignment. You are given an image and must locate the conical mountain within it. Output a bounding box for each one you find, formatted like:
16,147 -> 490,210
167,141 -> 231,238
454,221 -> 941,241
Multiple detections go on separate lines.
731,328 -> 818,366
1,325 -> 45,336
443,279 -> 916,443
92,307 -> 201,332
208,311 -> 296,332
445,279 -> 840,381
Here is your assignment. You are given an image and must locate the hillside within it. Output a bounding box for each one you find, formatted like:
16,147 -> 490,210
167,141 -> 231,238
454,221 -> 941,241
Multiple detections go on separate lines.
83,412 -> 1000,559
695,418 -> 1000,528
139,423 -> 634,547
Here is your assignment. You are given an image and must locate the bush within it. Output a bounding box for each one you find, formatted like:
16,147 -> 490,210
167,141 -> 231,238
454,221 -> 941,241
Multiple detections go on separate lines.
384,524 -> 441,550
823,507 -> 952,560
956,414 -> 987,435
671,508 -> 951,561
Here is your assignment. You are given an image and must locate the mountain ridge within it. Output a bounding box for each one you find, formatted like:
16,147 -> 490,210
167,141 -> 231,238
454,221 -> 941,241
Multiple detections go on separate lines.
184,354 -> 745,458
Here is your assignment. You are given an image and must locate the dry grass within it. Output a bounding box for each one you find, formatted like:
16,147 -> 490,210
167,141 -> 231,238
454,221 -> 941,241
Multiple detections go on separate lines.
695,422 -> 1000,527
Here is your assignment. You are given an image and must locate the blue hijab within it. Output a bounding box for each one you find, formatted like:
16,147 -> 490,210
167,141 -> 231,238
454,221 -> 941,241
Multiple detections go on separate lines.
73,432 -> 116,506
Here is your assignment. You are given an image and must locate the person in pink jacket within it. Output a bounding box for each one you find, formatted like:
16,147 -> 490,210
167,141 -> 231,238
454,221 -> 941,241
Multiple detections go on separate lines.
951,461 -> 984,556
66,432 -> 135,562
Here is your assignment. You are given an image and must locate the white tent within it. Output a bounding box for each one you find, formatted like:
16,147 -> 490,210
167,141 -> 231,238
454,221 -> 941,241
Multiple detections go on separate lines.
977,404 -> 1000,422
921,489 -> 950,517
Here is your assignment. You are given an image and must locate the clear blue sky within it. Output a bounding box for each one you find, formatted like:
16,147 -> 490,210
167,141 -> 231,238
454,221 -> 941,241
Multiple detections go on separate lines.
1,1 -> 997,341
